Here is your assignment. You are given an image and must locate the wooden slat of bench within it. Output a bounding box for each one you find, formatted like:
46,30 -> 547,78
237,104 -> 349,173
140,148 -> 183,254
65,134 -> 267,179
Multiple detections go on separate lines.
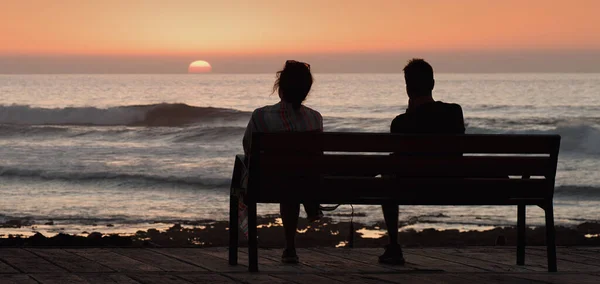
259,155 -> 553,177
255,133 -> 560,154
255,177 -> 550,204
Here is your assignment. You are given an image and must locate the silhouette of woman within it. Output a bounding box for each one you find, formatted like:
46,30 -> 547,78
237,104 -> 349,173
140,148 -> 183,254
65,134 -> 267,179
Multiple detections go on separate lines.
242,60 -> 323,263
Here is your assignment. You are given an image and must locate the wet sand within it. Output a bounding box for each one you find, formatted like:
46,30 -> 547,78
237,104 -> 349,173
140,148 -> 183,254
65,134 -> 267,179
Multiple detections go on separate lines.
1,215 -> 599,248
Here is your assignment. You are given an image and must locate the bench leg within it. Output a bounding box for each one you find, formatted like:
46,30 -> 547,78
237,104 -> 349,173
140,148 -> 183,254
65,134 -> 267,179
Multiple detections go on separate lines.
517,204 -> 526,266
229,194 -> 239,265
544,201 -> 558,272
248,200 -> 258,272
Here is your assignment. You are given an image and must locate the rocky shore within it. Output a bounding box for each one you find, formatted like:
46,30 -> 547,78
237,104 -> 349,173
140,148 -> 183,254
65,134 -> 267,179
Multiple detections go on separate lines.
1,215 -> 599,248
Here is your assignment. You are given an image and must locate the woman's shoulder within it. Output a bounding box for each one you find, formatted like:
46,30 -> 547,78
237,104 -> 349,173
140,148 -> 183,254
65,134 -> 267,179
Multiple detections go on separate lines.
301,105 -> 322,118
251,103 -> 277,115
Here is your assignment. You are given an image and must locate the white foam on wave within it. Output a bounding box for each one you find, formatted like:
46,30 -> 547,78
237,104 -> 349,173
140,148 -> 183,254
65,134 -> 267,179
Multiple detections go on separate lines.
0,104 -> 146,125
555,124 -> 600,155
468,123 -> 600,155
0,103 -> 250,126
0,166 -> 230,187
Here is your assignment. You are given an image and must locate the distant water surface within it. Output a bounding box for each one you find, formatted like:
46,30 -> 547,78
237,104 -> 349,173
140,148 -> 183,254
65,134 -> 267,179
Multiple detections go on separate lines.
0,73 -> 599,236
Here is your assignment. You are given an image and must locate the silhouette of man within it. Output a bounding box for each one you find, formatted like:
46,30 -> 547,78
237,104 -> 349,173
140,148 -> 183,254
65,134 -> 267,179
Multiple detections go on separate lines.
379,58 -> 465,265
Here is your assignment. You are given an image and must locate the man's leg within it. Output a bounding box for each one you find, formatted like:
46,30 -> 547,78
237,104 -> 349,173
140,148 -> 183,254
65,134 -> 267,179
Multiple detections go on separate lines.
380,203 -> 405,264
382,203 -> 399,245
280,202 -> 300,263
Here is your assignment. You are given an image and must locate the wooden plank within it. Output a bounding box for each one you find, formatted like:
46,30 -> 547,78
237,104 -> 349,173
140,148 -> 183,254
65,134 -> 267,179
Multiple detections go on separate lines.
0,248 -> 67,273
323,274 -> 410,284
408,273 -> 505,284
258,177 -> 549,205
255,132 -> 560,154
77,273 -> 141,284
176,273 -> 238,284
292,248 -> 394,273
524,248 -> 600,272
149,248 -> 246,273
110,248 -> 204,272
364,272 -> 550,284
66,249 -> 160,272
0,258 -> 19,273
454,248 -> 556,272
272,273 -> 344,284
402,253 -> 487,273
0,274 -> 38,284
29,273 -> 89,284
363,273 -> 451,284
559,247 -> 600,261
455,273 -> 545,284
26,249 -> 113,273
424,248 -> 546,272
433,247 -> 599,272
441,273 -> 549,284
574,247 -> 600,253
243,248 -> 322,273
260,155 -> 552,177
223,273 -> 289,284
200,247 -> 309,273
515,273 -> 600,284
127,273 -> 192,284
357,248 -> 487,272
309,248 -> 414,272
407,248 -> 536,272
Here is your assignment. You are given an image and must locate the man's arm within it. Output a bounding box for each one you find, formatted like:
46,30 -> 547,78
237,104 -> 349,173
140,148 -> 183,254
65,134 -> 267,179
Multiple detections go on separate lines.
390,115 -> 405,134
454,104 -> 466,134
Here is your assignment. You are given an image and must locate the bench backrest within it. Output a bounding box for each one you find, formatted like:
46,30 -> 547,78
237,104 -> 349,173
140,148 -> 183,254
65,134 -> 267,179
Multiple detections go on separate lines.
247,133 -> 561,205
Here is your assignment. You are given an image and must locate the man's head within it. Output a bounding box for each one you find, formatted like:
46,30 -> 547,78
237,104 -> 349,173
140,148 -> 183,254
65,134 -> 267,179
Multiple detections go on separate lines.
403,58 -> 435,98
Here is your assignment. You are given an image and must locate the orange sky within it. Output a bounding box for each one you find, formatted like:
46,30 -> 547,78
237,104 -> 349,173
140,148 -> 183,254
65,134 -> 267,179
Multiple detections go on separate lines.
2,0 -> 600,56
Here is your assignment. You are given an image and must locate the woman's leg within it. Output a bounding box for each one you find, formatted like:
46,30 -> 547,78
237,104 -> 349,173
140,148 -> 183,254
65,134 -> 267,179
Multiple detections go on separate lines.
280,202 -> 300,249
303,202 -> 323,222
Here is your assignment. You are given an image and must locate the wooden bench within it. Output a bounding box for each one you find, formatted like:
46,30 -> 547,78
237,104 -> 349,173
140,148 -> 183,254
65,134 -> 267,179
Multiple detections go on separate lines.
229,133 -> 561,272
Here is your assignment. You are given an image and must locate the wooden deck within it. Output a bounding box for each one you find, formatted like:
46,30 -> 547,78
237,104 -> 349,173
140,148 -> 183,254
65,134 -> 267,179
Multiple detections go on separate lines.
0,247 -> 598,283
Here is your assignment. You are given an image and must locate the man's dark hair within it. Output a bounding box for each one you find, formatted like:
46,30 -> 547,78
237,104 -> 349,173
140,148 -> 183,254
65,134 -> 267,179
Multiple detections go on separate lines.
403,58 -> 434,96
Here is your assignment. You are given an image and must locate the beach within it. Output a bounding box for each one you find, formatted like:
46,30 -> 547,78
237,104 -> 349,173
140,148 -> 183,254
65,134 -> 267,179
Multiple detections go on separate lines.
1,73 -> 600,240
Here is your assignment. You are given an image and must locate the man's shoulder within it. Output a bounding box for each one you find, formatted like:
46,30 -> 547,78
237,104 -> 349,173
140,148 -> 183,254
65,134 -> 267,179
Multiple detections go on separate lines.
435,101 -> 462,110
390,113 -> 409,133
426,101 -> 463,117
391,113 -> 408,123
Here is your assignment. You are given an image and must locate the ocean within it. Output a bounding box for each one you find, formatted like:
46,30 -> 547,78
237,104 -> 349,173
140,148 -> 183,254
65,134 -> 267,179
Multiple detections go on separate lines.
1,73 -> 599,236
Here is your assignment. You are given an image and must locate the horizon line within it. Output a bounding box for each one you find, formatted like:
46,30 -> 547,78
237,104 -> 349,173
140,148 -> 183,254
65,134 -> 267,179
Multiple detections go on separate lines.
2,71 -> 600,75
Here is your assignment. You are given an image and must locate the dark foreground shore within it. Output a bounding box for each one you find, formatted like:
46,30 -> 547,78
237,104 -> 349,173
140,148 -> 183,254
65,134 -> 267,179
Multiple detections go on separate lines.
1,215 -> 599,248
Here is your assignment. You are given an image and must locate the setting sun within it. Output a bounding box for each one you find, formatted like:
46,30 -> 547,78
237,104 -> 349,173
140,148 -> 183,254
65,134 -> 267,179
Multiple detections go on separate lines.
188,60 -> 212,73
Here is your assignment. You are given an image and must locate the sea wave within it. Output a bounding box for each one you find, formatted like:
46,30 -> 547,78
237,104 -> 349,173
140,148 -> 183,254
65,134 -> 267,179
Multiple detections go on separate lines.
555,185 -> 600,198
467,116 -> 600,128
469,104 -> 600,112
468,123 -> 600,155
1,105 -> 599,154
0,125 -> 71,137
0,103 -> 250,126
172,126 -> 246,143
0,166 -> 230,188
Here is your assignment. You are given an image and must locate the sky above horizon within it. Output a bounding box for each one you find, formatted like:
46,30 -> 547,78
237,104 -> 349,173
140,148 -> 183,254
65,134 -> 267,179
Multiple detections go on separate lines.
1,0 -> 600,73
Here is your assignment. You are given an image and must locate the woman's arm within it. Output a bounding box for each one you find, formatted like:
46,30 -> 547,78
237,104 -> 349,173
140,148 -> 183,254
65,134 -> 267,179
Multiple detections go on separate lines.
242,117 -> 254,156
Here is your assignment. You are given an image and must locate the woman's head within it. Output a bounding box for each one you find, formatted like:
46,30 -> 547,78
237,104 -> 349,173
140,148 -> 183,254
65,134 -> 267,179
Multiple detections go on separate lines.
273,60 -> 313,109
